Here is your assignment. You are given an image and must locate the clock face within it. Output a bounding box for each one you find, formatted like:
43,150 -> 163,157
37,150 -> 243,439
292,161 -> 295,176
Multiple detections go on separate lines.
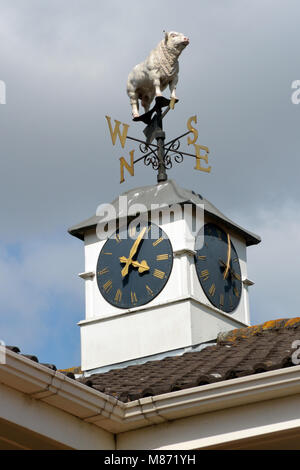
96,220 -> 173,309
194,223 -> 242,313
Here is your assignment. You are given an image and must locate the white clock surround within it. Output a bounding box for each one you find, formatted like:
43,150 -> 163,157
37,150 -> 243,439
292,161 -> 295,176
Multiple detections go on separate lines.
69,181 -> 260,375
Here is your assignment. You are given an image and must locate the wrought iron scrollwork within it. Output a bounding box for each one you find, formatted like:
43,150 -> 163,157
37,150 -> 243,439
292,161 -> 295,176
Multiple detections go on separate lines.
138,138 -> 186,171
144,155 -> 159,170
173,153 -> 184,164
139,143 -> 150,154
138,143 -> 159,170
162,138 -> 184,169
129,122 -> 194,181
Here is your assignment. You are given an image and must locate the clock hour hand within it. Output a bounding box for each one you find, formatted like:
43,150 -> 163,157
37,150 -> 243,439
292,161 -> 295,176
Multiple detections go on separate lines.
121,226 -> 147,278
119,256 -> 150,273
219,258 -> 240,281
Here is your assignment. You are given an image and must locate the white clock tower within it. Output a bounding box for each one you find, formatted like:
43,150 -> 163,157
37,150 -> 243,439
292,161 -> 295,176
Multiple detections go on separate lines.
69,179 -> 260,376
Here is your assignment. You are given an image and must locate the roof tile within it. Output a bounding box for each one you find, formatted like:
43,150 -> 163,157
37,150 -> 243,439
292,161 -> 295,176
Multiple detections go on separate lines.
78,317 -> 300,402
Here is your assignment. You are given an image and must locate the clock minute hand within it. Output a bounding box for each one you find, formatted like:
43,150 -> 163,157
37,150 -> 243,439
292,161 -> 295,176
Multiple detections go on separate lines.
223,233 -> 231,280
121,226 -> 147,278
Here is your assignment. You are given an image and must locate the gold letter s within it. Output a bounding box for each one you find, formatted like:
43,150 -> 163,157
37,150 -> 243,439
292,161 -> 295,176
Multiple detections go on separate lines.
187,115 -> 198,146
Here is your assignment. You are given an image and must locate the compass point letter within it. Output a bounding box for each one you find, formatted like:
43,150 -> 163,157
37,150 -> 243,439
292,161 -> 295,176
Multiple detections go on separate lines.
120,149 -> 135,183
106,115 -> 130,149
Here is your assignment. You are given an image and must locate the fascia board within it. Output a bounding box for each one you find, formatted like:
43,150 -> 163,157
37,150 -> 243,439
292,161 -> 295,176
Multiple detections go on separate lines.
129,365 -> 300,425
1,349 -> 300,434
0,350 -> 126,431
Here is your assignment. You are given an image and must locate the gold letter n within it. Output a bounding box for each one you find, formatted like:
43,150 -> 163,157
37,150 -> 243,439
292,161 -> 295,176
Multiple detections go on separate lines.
120,150 -> 135,184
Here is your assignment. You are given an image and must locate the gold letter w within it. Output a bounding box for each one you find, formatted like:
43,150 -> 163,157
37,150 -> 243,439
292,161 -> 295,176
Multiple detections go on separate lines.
105,116 -> 129,149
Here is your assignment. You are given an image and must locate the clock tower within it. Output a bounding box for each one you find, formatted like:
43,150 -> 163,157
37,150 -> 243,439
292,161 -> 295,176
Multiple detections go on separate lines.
69,179 -> 260,375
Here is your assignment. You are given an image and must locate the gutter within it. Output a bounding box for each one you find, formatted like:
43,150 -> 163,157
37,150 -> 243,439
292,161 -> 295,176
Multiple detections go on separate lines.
1,348 -> 300,434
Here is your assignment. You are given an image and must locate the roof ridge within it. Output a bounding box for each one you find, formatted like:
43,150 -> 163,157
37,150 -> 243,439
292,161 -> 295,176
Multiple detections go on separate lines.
218,317 -> 300,344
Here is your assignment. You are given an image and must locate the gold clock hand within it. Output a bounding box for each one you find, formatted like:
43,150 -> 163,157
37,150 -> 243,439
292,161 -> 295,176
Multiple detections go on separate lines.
119,256 -> 150,273
223,233 -> 231,280
121,226 -> 147,278
219,258 -> 240,281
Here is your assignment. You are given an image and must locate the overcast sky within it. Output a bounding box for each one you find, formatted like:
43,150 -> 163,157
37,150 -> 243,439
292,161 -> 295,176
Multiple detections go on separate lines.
0,0 -> 299,369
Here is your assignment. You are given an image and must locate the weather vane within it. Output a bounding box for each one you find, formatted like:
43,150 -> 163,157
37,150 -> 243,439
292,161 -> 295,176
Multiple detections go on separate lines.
105,31 -> 211,184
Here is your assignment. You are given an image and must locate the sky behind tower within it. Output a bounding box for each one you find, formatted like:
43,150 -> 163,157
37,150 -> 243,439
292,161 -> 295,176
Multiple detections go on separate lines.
0,0 -> 299,368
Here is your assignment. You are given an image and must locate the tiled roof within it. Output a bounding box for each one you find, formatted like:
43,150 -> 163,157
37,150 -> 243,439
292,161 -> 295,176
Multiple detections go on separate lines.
78,318 -> 300,402
4,345 -> 76,379
4,318 -> 300,403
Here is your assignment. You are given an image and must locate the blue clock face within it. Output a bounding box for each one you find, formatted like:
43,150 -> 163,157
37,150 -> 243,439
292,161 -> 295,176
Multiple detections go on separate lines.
96,221 -> 173,309
194,223 -> 242,313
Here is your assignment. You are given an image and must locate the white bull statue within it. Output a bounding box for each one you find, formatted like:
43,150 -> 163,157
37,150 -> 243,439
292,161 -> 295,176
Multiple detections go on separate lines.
127,31 -> 189,118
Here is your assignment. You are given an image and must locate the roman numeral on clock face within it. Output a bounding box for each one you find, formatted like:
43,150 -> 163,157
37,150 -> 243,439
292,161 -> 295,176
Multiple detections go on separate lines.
114,289 -> 122,303
131,291 -> 138,304
153,237 -> 163,247
98,267 -> 109,275
234,287 -> 240,298
146,285 -> 154,296
200,269 -> 209,281
103,280 -> 113,293
129,225 -> 136,238
153,269 -> 165,279
156,254 -> 169,261
209,283 -> 216,297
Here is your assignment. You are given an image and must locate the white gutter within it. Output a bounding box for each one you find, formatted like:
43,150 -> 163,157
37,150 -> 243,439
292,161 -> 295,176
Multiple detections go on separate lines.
1,348 -> 300,435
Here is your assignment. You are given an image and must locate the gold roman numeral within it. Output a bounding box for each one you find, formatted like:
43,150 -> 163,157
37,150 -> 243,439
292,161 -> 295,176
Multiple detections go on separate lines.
198,255 -> 207,261
156,254 -> 169,261
146,285 -> 154,296
103,280 -> 113,293
103,252 -> 112,255
234,287 -> 240,298
209,283 -> 216,297
98,267 -> 109,275
131,291 -> 137,304
153,237 -> 163,247
129,225 -> 136,238
114,289 -> 122,303
153,269 -> 165,279
200,269 -> 210,281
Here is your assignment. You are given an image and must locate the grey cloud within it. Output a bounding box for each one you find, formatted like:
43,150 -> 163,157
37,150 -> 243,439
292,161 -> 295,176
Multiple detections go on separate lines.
0,0 -> 300,365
